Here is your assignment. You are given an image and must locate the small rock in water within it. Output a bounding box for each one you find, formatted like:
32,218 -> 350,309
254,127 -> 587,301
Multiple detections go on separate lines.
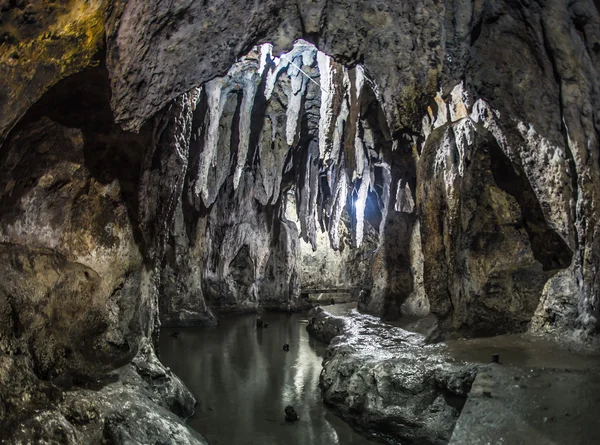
285,405 -> 299,422
283,343 -> 290,351
492,353 -> 500,363
330,298 -> 335,305
171,331 -> 180,338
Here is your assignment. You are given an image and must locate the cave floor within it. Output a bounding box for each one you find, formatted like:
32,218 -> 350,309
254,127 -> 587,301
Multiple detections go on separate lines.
446,333 -> 600,445
449,365 -> 600,445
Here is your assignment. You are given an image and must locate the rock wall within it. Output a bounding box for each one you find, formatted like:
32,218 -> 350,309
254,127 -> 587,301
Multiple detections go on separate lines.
418,112 -> 571,337
156,41 -> 410,320
0,66 -> 204,443
284,193 -> 378,298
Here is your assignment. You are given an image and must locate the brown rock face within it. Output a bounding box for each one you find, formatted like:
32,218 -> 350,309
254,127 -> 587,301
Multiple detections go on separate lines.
418,118 -> 572,336
0,66 -> 203,443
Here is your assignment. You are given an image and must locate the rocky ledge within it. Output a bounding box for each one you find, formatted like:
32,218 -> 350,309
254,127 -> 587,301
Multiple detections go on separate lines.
2,339 -> 207,445
307,307 -> 477,445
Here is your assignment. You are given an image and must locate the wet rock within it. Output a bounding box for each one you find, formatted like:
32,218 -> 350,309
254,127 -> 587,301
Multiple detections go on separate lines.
0,1 -> 599,443
284,405 -> 299,422
311,309 -> 477,445
0,65 -> 202,443
2,340 -> 206,445
283,344 -> 290,352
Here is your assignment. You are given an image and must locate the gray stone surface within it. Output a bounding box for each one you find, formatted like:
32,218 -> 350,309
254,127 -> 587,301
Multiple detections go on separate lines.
450,365 -> 600,445
2,0 -> 599,337
3,339 -> 207,445
418,114 -> 571,337
306,306 -> 347,344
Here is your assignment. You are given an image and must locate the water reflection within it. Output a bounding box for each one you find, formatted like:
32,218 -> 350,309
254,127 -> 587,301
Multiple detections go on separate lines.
160,312 -> 377,445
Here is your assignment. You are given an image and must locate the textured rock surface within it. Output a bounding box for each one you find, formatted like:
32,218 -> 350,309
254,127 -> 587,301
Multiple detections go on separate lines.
0,65 -> 203,442
418,113 -> 572,336
285,193 -> 377,298
0,0 -> 105,145
155,41 -> 406,319
450,364 -> 600,445
308,308 -> 477,445
306,306 -> 347,344
3,339 -> 206,445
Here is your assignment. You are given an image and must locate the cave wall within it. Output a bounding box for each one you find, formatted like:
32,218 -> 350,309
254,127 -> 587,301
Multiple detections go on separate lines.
0,0 -> 597,332
0,66 -> 207,443
157,41 -> 408,321
0,0 -> 597,337
284,192 -> 378,298
0,69 -> 148,381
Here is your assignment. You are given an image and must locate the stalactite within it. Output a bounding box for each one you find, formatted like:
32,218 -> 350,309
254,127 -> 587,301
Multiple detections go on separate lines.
354,120 -> 367,181
354,163 -> 371,248
317,51 -> 335,161
307,144 -> 320,250
264,42 -> 316,100
233,68 -> 260,190
286,55 -> 309,146
195,77 -> 226,206
378,163 -> 392,240
190,41 -> 384,252
258,43 -> 273,77
329,70 -> 351,190
395,181 -> 415,213
328,166 -> 349,250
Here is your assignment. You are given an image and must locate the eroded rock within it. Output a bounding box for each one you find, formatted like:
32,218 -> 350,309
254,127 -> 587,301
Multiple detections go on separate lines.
310,308 -> 477,445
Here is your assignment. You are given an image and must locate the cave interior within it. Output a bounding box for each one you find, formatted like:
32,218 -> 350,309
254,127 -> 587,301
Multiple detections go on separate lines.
0,1 -> 600,444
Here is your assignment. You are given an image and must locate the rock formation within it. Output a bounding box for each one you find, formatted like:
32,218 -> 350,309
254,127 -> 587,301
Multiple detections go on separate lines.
307,306 -> 477,445
0,0 -> 599,442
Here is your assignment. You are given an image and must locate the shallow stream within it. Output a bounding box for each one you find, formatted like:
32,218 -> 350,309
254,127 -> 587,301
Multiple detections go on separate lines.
160,309 -> 377,445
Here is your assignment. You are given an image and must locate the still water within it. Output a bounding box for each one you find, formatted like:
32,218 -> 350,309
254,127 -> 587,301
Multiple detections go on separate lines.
159,310 -> 377,445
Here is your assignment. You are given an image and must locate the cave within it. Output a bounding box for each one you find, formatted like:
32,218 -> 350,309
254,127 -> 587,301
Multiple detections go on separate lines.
1,1 -> 600,445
